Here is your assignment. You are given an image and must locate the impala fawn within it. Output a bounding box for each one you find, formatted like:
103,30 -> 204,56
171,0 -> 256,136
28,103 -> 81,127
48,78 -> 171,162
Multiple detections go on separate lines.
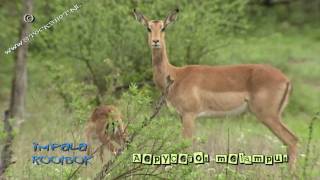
85,105 -> 127,162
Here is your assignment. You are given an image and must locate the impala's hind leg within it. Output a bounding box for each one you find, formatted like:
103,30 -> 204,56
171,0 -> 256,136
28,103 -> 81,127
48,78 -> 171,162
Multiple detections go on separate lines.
249,84 -> 298,171
98,131 -> 117,155
99,145 -> 105,162
259,115 -> 298,170
85,123 -> 95,156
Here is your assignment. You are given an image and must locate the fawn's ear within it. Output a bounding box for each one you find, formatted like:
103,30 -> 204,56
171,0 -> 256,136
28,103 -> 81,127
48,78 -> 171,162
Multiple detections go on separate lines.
163,8 -> 179,29
133,9 -> 149,27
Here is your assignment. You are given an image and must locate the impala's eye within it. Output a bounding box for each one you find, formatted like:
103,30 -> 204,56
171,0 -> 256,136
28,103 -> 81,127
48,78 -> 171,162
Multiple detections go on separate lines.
147,27 -> 151,32
161,28 -> 166,32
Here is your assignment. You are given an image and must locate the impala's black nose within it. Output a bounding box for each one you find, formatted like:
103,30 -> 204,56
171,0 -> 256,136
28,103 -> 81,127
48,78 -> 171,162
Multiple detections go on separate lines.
153,40 -> 159,43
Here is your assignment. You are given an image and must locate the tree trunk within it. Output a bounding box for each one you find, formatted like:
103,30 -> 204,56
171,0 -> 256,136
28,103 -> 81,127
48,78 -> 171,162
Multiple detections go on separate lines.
0,111 -> 14,177
0,0 -> 33,178
9,0 -> 32,124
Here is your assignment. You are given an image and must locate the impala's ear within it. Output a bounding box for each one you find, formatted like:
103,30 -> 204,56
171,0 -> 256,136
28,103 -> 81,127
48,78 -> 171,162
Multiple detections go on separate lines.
163,8 -> 179,29
133,9 -> 149,27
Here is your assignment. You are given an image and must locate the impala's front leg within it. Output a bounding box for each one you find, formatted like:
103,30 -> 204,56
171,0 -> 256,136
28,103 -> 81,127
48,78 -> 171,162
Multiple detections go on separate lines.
181,113 -> 196,140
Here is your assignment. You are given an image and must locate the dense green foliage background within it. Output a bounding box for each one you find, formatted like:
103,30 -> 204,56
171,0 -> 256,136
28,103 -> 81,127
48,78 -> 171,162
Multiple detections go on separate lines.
0,0 -> 319,179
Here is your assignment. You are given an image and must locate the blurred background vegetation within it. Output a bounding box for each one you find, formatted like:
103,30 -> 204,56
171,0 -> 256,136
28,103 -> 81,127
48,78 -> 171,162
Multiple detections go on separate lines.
0,0 -> 319,179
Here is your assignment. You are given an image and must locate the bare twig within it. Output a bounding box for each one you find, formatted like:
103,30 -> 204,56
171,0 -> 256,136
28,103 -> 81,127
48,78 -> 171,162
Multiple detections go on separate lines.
197,41 -> 230,61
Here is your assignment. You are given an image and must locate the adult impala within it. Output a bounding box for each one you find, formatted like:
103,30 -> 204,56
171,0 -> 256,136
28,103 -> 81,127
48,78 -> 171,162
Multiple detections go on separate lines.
133,8 -> 298,169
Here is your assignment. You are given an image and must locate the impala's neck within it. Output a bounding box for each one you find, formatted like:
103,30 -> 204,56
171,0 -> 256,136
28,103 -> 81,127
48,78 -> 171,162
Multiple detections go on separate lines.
151,42 -> 172,92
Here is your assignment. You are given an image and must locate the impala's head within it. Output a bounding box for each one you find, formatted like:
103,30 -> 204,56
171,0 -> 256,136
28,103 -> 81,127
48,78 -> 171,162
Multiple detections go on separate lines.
133,8 -> 179,49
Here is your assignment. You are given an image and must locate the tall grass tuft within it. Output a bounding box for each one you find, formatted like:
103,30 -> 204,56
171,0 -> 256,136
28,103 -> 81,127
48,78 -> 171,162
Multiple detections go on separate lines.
302,112 -> 320,179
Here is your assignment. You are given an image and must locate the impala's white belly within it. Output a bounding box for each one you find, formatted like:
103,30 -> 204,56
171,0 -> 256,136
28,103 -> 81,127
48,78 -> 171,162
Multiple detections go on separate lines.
197,102 -> 248,118
167,88 -> 249,117
196,90 -> 249,118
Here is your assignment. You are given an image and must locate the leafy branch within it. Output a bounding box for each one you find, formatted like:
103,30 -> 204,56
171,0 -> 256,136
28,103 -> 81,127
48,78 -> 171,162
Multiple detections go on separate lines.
93,76 -> 173,180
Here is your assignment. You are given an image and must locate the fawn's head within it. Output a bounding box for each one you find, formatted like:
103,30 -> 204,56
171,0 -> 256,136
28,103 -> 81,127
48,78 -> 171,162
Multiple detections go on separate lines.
133,8 -> 179,49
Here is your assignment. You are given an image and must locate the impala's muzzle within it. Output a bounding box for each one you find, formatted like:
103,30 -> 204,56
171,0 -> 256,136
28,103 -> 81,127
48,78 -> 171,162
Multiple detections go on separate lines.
151,39 -> 161,48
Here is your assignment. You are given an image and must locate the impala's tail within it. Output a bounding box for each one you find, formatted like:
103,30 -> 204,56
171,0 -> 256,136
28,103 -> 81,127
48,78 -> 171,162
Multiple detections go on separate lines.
278,82 -> 292,114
